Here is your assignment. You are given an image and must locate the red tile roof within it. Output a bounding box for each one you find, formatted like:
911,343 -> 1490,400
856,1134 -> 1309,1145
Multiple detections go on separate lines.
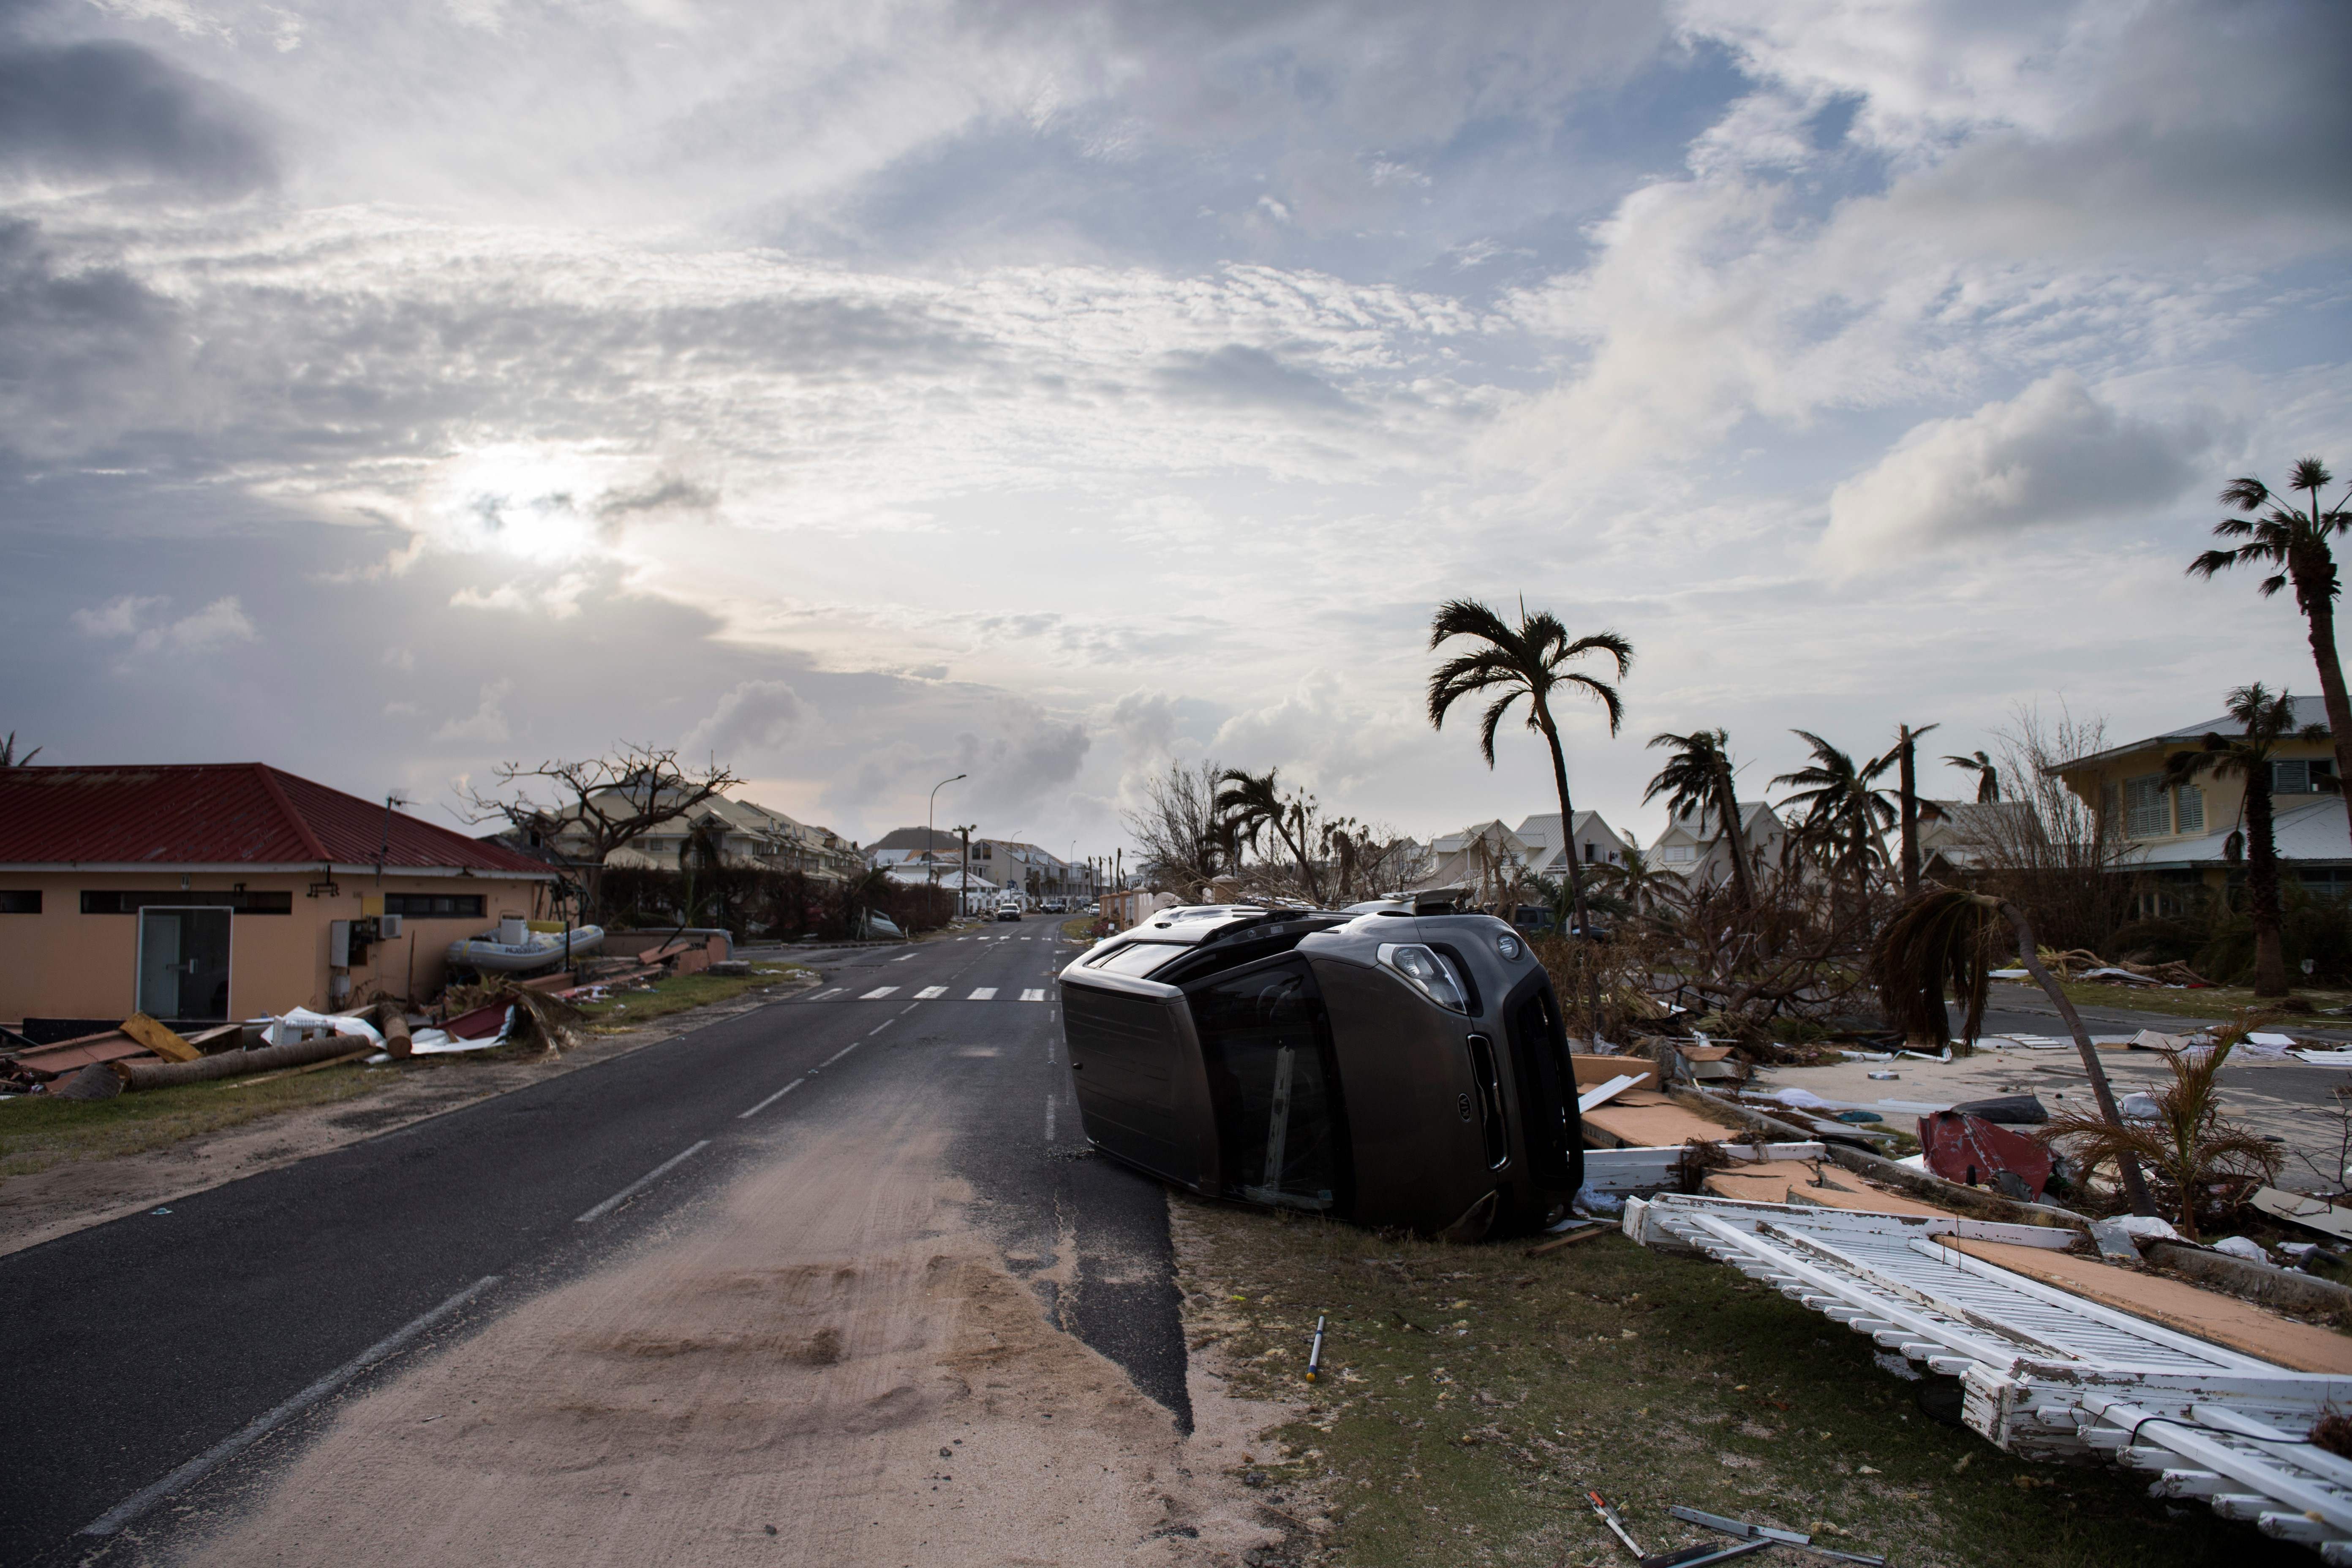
0,765 -> 552,874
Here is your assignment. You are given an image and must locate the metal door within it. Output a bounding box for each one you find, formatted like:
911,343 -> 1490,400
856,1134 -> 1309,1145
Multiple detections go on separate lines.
136,907 -> 233,1021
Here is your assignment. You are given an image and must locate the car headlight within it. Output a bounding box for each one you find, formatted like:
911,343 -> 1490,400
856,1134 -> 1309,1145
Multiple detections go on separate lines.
1496,933 -> 1523,962
1377,943 -> 1470,1014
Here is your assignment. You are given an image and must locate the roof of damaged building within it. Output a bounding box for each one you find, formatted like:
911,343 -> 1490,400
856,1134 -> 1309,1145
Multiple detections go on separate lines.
0,764 -> 554,875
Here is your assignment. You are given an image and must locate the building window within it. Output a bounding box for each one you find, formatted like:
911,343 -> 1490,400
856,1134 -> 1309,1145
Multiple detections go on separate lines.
80,890 -> 294,915
0,890 -> 39,913
2172,784 -> 2205,836
2273,759 -> 2337,795
1660,845 -> 1696,863
2123,775 -> 2170,838
383,893 -> 488,919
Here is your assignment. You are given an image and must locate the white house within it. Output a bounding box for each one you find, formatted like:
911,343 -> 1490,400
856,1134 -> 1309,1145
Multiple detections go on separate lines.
1648,800 -> 1787,888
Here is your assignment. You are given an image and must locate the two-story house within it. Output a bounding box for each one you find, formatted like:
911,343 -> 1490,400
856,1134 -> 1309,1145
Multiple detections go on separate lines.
2055,696 -> 2351,909
1647,800 -> 1787,888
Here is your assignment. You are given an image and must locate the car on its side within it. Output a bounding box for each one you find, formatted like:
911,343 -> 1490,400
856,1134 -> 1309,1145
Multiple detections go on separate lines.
1040,897 -> 1067,914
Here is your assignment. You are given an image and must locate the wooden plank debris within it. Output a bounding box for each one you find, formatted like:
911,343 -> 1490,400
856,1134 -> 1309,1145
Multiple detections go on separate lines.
119,1013 -> 201,1063
1576,1073 -> 1644,1114
1937,1236 -> 2352,1375
1701,1160 -> 1953,1218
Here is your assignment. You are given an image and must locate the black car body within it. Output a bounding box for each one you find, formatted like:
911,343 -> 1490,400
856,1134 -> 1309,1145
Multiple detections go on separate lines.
1056,903 -> 1583,1239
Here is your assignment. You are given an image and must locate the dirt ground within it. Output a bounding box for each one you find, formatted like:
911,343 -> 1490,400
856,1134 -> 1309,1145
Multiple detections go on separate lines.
0,979 -> 813,1259
133,1038 -> 1297,1568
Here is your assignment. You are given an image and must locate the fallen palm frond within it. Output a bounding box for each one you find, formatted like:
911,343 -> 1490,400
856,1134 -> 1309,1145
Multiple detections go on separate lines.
2039,1033 -> 2279,1239
1872,885 -> 1999,1048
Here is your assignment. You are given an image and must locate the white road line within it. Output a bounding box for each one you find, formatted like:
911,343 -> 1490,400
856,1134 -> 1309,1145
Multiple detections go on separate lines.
1021,988 -> 1046,1002
80,1273 -> 503,1536
809,988 -> 844,1001
969,987 -> 997,1000
892,953 -> 915,961
1045,1094 -> 1056,1141
900,1001 -> 922,1014
820,1041 -> 861,1068
868,1019 -> 894,1036
738,1077 -> 806,1119
575,1141 -> 711,1223
859,986 -> 899,999
915,986 -> 947,999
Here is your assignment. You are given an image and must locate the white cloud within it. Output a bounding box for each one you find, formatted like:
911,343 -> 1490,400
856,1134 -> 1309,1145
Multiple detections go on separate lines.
1821,373 -> 2205,569
433,679 -> 512,743
73,594 -> 258,656
73,594 -> 167,638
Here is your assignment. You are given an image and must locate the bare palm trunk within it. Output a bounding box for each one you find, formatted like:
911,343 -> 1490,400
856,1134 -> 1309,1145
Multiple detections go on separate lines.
1537,705 -> 1602,1047
2299,582 -> 2352,853
1898,727 -> 1921,896
1716,762 -> 1755,911
2246,779 -> 2289,997
1998,900 -> 2156,1217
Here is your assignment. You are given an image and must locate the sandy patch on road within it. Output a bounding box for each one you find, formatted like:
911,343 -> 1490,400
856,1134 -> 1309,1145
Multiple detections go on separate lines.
0,985 -> 810,1259
166,1066 -> 1291,1567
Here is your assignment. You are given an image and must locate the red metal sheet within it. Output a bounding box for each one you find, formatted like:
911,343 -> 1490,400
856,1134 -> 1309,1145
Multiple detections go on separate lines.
1917,1111 -> 2054,1200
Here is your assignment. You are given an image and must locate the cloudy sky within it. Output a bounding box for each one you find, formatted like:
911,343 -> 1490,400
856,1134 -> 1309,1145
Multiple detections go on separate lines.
4,0 -> 2347,858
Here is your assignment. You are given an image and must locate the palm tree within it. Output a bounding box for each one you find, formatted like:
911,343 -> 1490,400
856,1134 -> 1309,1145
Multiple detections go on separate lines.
1945,749 -> 2000,804
1872,885 -> 2156,1215
1427,598 -> 1632,1042
1771,731 -> 1897,906
1892,722 -> 1940,896
2042,1034 -> 2278,1239
1214,766 -> 1324,903
2189,459 -> 2352,850
0,732 -> 38,766
2163,682 -> 2327,997
1591,843 -> 1681,923
1644,728 -> 1753,910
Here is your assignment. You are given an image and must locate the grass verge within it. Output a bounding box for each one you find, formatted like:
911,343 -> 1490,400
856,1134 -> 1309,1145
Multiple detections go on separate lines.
1175,1195 -> 2308,1568
0,1062 -> 385,1179
572,963 -> 813,1030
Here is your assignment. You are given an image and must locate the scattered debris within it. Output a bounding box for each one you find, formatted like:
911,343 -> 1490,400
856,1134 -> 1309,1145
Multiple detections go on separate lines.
1665,1505 -> 1887,1566
2253,1186 -> 2352,1243
1916,1111 -> 2053,1200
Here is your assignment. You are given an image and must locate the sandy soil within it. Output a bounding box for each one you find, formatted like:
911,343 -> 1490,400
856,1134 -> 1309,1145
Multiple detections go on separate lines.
152,1051 -> 1295,1567
0,983 -> 811,1259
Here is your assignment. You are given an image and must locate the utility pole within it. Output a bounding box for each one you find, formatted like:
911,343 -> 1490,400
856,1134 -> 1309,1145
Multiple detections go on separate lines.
954,822 -> 977,916
928,773 -> 966,901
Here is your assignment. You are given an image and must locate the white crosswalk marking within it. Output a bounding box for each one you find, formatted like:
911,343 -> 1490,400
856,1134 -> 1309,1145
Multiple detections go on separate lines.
810,988 -> 843,1000
859,986 -> 899,999
915,986 -> 946,999
969,987 -> 997,1000
1020,988 -> 1046,1002
892,953 -> 915,961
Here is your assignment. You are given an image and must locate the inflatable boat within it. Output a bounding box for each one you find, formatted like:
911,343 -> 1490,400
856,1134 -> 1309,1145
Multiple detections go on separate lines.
1056,901 -> 1582,1240
446,918 -> 605,974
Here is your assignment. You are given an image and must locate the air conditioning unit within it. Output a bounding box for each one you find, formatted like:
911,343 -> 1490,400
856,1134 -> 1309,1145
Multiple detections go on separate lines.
380,913 -> 403,938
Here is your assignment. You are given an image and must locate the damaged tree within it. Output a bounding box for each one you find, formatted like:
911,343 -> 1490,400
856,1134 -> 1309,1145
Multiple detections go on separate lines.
459,745 -> 740,922
1872,884 -> 2156,1215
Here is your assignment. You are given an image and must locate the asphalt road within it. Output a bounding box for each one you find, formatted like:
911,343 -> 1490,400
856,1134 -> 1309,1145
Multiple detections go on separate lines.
0,915 -> 1181,1565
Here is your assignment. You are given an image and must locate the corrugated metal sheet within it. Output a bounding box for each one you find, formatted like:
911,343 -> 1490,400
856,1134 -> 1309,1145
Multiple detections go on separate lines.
0,765 -> 549,873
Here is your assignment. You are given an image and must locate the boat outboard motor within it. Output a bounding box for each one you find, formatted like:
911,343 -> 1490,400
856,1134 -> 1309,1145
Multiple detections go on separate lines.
1056,904 -> 1583,1240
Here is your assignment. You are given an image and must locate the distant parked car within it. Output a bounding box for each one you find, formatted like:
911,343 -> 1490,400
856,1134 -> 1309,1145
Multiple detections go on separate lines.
996,894 -> 1025,922
1510,904 -> 1557,935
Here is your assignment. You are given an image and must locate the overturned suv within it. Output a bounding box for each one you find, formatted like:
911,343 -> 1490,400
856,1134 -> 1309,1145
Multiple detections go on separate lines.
1056,901 -> 1582,1240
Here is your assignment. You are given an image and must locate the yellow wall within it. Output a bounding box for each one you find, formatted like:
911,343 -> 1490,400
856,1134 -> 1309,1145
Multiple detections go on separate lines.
0,870 -> 546,1023
2060,734 -> 2338,847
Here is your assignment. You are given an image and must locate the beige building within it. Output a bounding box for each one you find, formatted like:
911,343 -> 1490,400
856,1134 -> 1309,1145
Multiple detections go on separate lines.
0,764 -> 555,1025
2055,696 -> 2352,907
549,788 -> 864,882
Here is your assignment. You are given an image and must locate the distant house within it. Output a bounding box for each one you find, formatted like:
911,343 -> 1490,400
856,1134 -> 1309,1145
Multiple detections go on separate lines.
1916,799 -> 2040,879
2055,696 -> 2352,909
546,789 -> 863,883
1415,812 -> 1631,902
1647,800 -> 1787,889
0,764 -> 555,1024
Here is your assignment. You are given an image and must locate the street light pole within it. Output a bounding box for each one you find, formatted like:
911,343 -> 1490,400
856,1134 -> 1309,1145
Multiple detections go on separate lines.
928,774 -> 966,903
